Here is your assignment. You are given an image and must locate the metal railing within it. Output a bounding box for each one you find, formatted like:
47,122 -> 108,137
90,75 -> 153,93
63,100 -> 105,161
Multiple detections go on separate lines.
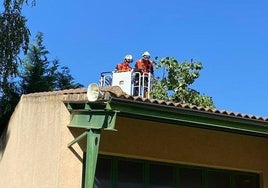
132,72 -> 152,98
99,71 -> 153,98
99,72 -> 112,87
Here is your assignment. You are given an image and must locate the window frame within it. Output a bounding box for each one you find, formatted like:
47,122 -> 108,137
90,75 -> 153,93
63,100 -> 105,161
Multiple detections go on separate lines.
91,154 -> 260,188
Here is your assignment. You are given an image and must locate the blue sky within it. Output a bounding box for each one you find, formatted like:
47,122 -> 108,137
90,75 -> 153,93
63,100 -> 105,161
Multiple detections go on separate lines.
18,0 -> 268,117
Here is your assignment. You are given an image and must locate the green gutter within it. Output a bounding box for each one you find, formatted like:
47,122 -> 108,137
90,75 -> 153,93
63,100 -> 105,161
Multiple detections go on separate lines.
107,97 -> 268,138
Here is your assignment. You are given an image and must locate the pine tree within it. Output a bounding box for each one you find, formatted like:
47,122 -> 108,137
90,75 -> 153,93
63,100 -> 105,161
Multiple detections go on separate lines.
20,32 -> 83,93
20,32 -> 57,93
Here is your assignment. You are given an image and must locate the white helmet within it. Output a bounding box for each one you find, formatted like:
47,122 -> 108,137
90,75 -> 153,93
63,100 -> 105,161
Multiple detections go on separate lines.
142,51 -> 150,60
124,54 -> 133,63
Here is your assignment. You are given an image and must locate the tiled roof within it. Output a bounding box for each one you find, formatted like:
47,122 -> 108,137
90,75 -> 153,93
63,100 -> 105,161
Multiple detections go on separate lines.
23,88 -> 268,122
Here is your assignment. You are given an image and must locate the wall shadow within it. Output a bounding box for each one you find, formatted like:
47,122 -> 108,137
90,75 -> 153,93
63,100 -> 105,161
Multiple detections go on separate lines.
0,127 -> 9,161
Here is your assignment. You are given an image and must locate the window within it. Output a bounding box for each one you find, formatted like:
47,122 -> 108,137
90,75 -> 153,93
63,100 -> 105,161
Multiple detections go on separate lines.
91,155 -> 260,188
208,170 -> 230,188
235,174 -> 259,188
117,160 -> 143,188
94,157 -> 111,188
149,163 -> 174,187
180,168 -> 202,188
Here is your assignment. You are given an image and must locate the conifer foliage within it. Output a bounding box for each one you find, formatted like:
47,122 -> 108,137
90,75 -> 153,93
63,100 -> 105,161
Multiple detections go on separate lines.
0,1 -> 82,136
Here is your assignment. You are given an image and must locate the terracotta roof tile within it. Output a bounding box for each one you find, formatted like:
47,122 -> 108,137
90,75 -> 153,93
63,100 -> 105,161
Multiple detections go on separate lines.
23,88 -> 268,122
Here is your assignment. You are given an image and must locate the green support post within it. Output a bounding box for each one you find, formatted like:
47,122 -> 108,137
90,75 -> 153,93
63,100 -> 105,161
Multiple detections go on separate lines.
66,102 -> 118,187
84,129 -> 101,188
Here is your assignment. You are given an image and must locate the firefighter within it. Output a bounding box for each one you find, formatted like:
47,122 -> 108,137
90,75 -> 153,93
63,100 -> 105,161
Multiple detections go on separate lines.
115,55 -> 133,72
133,51 -> 154,96
134,51 -> 154,75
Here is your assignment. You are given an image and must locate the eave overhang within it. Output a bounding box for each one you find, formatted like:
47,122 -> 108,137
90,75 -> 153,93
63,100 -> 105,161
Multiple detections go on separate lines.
107,97 -> 268,138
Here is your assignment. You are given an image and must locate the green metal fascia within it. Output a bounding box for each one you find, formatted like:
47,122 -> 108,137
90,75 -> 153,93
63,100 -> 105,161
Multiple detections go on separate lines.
67,103 -> 118,130
108,97 -> 268,138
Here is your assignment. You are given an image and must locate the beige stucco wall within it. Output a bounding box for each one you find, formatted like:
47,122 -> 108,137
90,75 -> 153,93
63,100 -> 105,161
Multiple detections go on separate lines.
0,95 -> 83,188
100,116 -> 268,187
